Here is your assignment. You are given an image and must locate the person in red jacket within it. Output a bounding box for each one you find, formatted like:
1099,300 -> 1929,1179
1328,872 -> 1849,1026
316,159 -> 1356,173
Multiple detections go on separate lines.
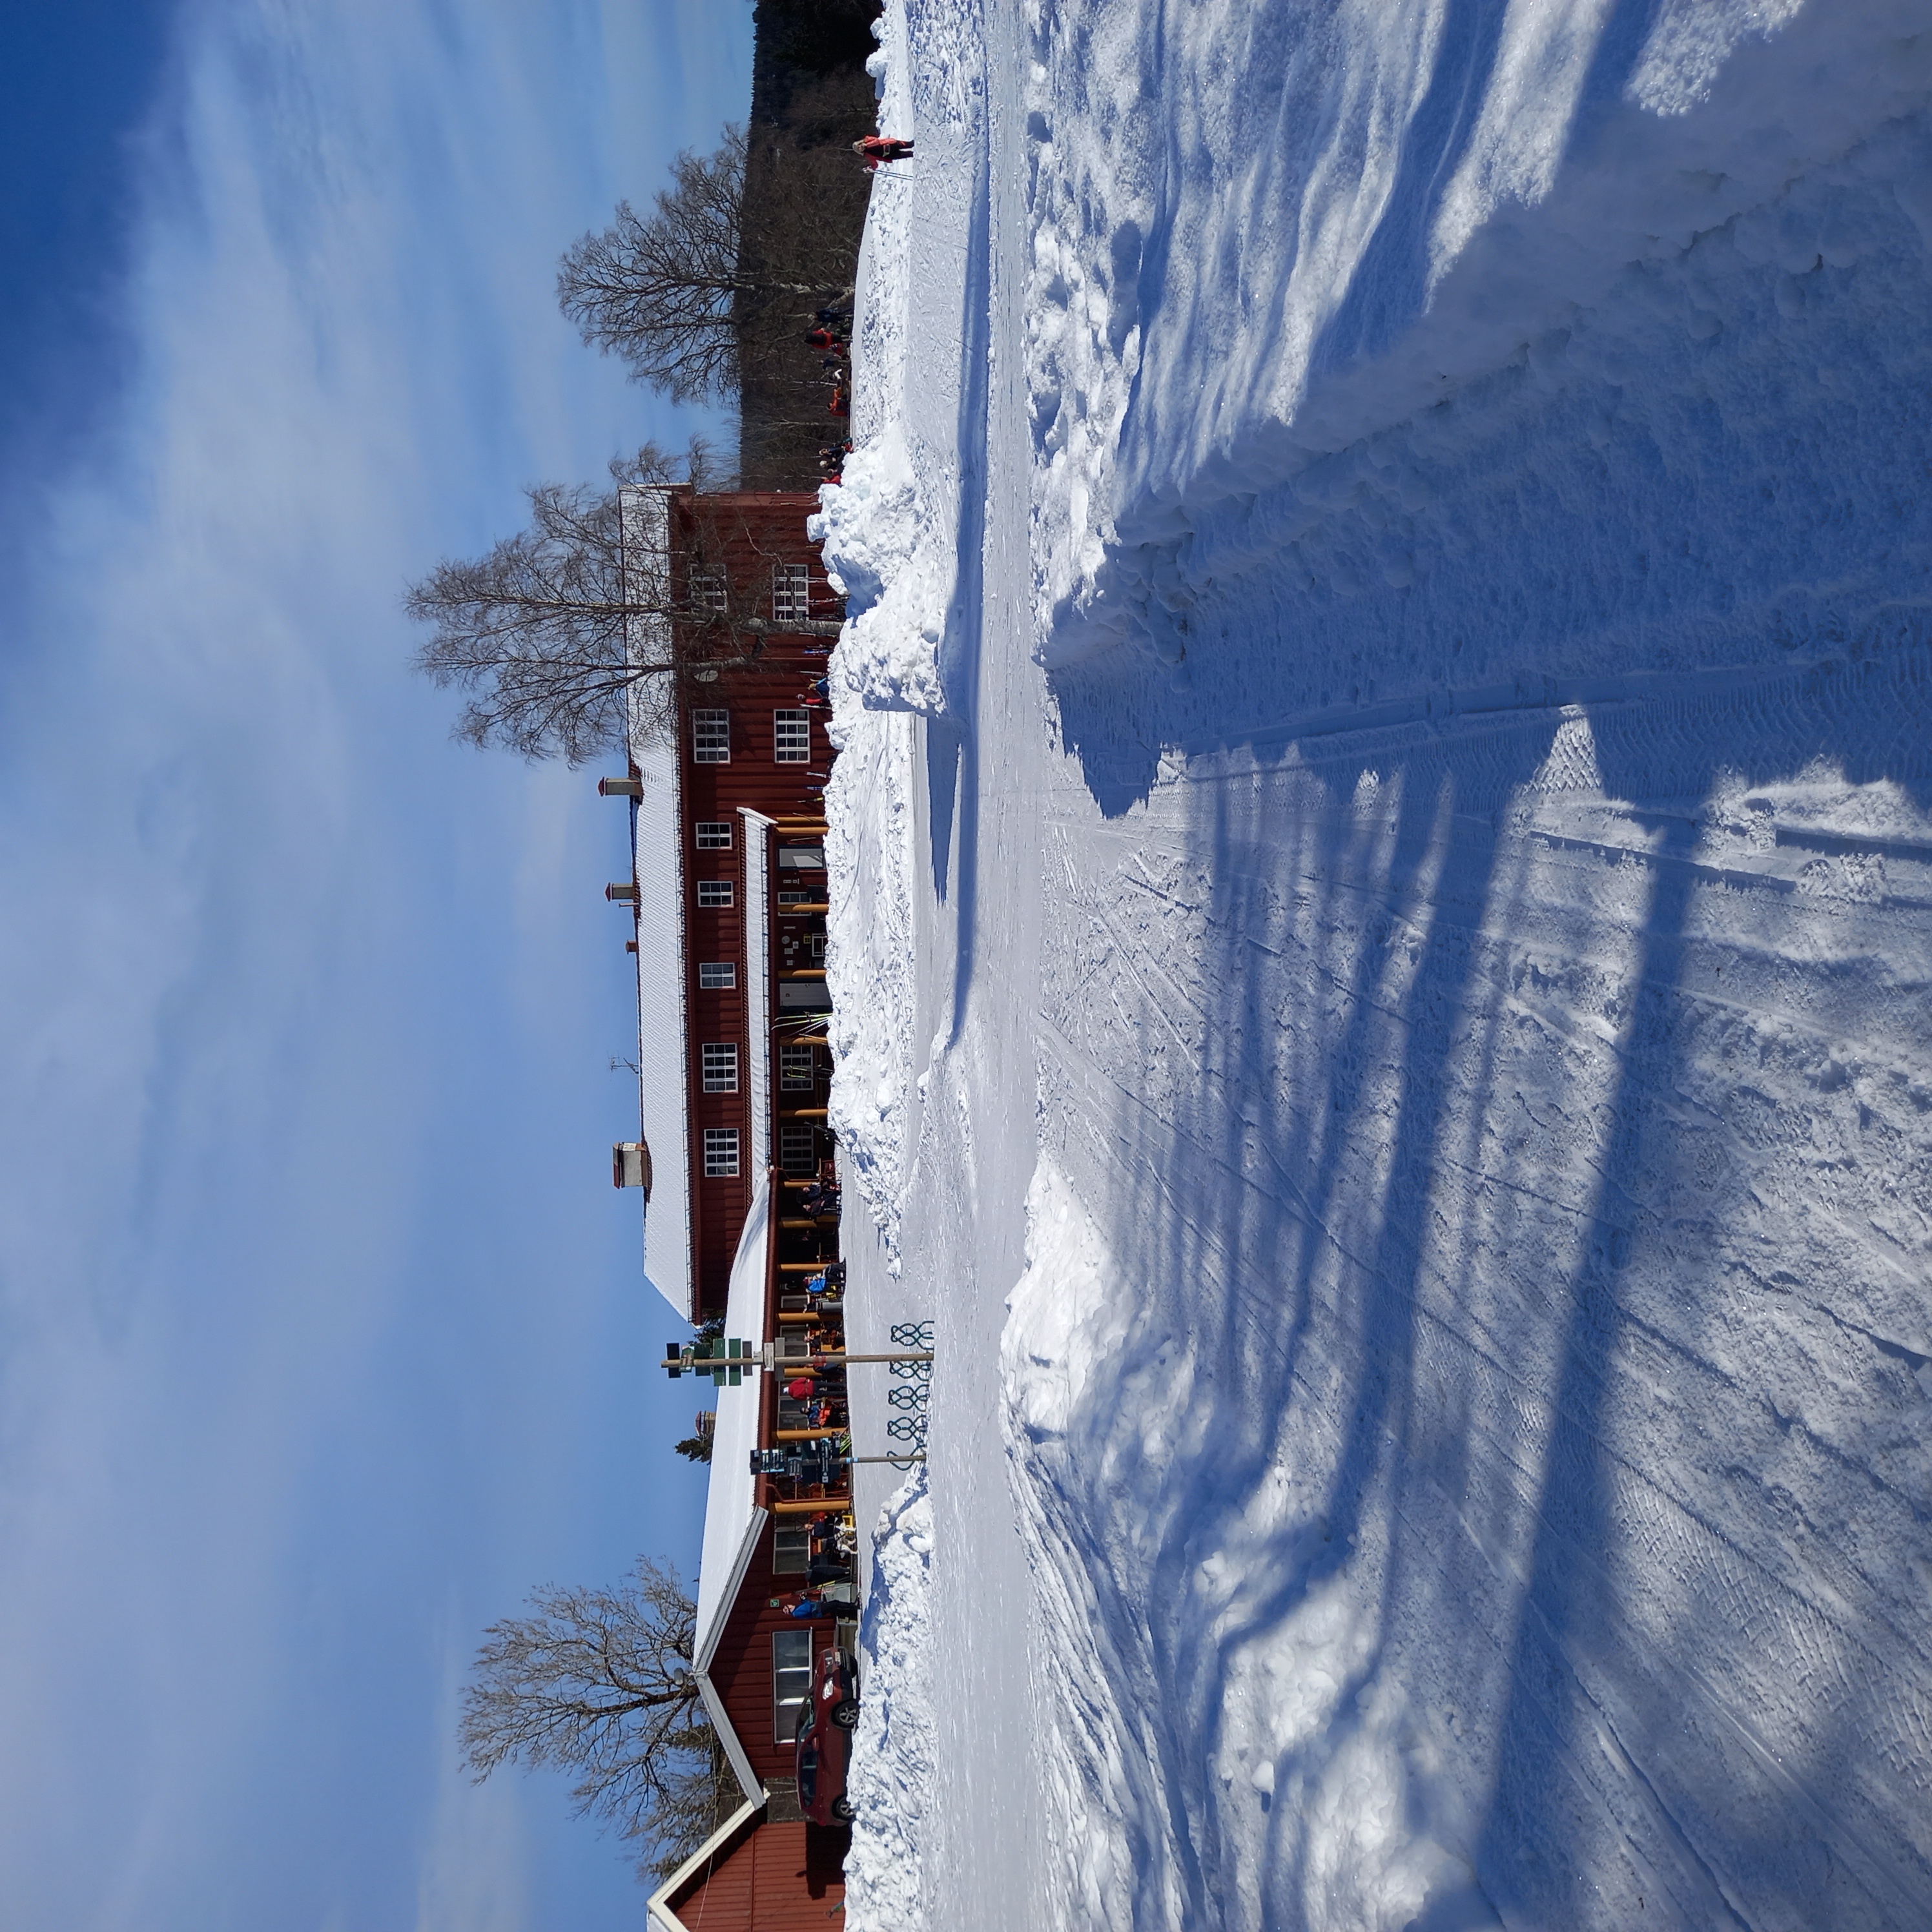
854,134 -> 914,169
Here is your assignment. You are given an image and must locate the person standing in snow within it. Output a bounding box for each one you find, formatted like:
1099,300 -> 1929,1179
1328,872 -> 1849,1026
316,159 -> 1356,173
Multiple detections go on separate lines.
854,135 -> 914,169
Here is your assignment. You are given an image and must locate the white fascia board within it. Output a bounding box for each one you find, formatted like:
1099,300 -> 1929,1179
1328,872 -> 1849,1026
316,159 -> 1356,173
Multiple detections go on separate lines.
695,1505 -> 770,1678
644,1795 -> 766,1932
695,1661 -> 767,1808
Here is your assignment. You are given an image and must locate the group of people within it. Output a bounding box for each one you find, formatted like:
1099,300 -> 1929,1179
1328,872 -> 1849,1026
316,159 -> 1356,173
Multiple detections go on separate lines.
805,308 -> 853,426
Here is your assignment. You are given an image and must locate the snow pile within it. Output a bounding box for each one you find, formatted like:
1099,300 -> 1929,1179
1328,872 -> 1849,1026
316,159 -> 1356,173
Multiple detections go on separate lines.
812,3 -> 923,1258
819,701 -> 920,1264
1025,0 -> 1932,653
839,1471 -> 935,1932
815,0 -> 973,720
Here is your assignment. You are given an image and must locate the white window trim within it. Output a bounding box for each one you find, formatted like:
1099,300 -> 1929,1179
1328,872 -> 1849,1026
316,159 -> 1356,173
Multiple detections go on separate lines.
774,709 -> 810,764
699,963 -> 737,991
772,562 -> 811,625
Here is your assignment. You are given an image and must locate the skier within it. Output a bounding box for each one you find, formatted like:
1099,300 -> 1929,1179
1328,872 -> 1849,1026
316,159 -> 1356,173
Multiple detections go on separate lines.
805,325 -> 845,350
854,134 -> 914,169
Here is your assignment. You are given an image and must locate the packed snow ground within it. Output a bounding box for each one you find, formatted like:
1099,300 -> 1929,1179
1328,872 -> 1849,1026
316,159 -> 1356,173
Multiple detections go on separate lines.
822,3 -> 1932,1928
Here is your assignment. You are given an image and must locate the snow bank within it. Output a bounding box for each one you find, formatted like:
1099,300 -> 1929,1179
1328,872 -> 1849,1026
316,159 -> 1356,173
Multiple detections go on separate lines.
1025,0 -> 1932,652
819,701 -> 920,1266
811,2 -> 927,1259
840,1472 -> 935,1932
814,0 -> 979,721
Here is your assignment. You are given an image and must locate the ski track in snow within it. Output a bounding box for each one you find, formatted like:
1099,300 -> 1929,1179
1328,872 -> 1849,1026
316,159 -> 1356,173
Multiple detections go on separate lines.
825,3 -> 1932,1929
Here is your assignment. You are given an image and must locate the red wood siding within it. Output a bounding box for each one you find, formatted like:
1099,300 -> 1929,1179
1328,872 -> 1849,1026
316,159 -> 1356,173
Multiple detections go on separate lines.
707,1517 -> 847,1780
662,490 -> 837,1317
666,1818 -> 847,1930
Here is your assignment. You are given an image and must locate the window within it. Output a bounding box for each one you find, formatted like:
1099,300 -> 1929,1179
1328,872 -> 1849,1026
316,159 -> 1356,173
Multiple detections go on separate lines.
695,822 -> 732,850
781,1124 -> 818,1175
701,1043 -> 739,1093
697,880 -> 734,909
703,1129 -> 740,1177
690,570 -> 727,613
774,710 -> 811,763
772,563 -> 811,625
778,888 -> 814,909
807,931 -> 827,963
774,1629 -> 813,1742
780,1043 -> 817,1091
692,710 -> 730,763
699,962 -> 736,991
773,1523 -> 810,1576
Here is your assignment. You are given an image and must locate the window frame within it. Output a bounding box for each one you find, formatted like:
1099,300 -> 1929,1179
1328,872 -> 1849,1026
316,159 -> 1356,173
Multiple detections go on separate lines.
701,1043 -> 739,1093
696,879 -> 735,909
773,1629 -> 814,1743
694,822 -> 733,850
692,709 -> 730,764
779,1042 -> 817,1092
703,1128 -> 740,1178
699,962 -> 737,991
774,709 -> 811,764
779,1123 -> 818,1175
772,562 -> 811,626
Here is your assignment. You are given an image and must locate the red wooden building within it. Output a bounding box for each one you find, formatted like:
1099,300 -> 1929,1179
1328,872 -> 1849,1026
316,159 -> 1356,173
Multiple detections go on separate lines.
601,488 -> 858,1931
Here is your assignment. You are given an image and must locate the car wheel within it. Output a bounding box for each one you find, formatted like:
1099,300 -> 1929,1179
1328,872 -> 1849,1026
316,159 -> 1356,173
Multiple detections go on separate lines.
831,1795 -> 856,1823
831,1700 -> 860,1730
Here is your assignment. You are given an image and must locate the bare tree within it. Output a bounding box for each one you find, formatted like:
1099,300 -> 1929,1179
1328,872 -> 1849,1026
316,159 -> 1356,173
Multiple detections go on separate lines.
460,1557 -> 733,1880
405,441 -> 837,765
558,124 -> 861,406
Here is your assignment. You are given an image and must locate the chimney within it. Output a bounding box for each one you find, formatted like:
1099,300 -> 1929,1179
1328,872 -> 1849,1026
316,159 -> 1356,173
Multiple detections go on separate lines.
613,1142 -> 653,1193
599,776 -> 643,798
606,882 -> 639,903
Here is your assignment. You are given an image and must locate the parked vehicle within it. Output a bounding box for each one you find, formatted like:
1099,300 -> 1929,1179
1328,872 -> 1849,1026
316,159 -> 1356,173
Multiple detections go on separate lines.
794,1647 -> 861,1825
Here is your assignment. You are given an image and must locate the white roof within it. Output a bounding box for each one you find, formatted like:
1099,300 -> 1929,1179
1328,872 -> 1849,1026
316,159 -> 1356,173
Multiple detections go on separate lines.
693,1173 -> 772,1668
623,487 -> 692,1318
690,1173 -> 774,1804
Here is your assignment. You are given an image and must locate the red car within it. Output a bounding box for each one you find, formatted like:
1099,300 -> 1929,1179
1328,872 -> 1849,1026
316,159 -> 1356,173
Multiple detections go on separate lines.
794,1647 -> 860,1825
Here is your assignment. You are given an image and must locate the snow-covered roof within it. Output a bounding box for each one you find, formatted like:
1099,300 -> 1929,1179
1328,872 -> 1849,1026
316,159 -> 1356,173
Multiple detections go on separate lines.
691,1173 -> 773,1801
623,487 -> 692,1319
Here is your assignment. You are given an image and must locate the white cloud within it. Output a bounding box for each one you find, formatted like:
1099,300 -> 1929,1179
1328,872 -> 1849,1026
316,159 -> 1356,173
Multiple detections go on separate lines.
0,3 -> 738,1926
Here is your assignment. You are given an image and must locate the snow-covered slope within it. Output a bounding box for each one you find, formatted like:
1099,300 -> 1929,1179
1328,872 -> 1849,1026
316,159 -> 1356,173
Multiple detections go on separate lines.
825,3 -> 1932,1929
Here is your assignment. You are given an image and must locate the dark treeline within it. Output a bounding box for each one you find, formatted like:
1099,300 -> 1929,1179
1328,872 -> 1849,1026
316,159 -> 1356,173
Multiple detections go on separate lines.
735,0 -> 881,488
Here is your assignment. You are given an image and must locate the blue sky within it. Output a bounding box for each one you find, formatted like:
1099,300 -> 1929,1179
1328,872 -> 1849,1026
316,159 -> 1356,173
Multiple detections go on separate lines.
0,3 -> 748,1925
